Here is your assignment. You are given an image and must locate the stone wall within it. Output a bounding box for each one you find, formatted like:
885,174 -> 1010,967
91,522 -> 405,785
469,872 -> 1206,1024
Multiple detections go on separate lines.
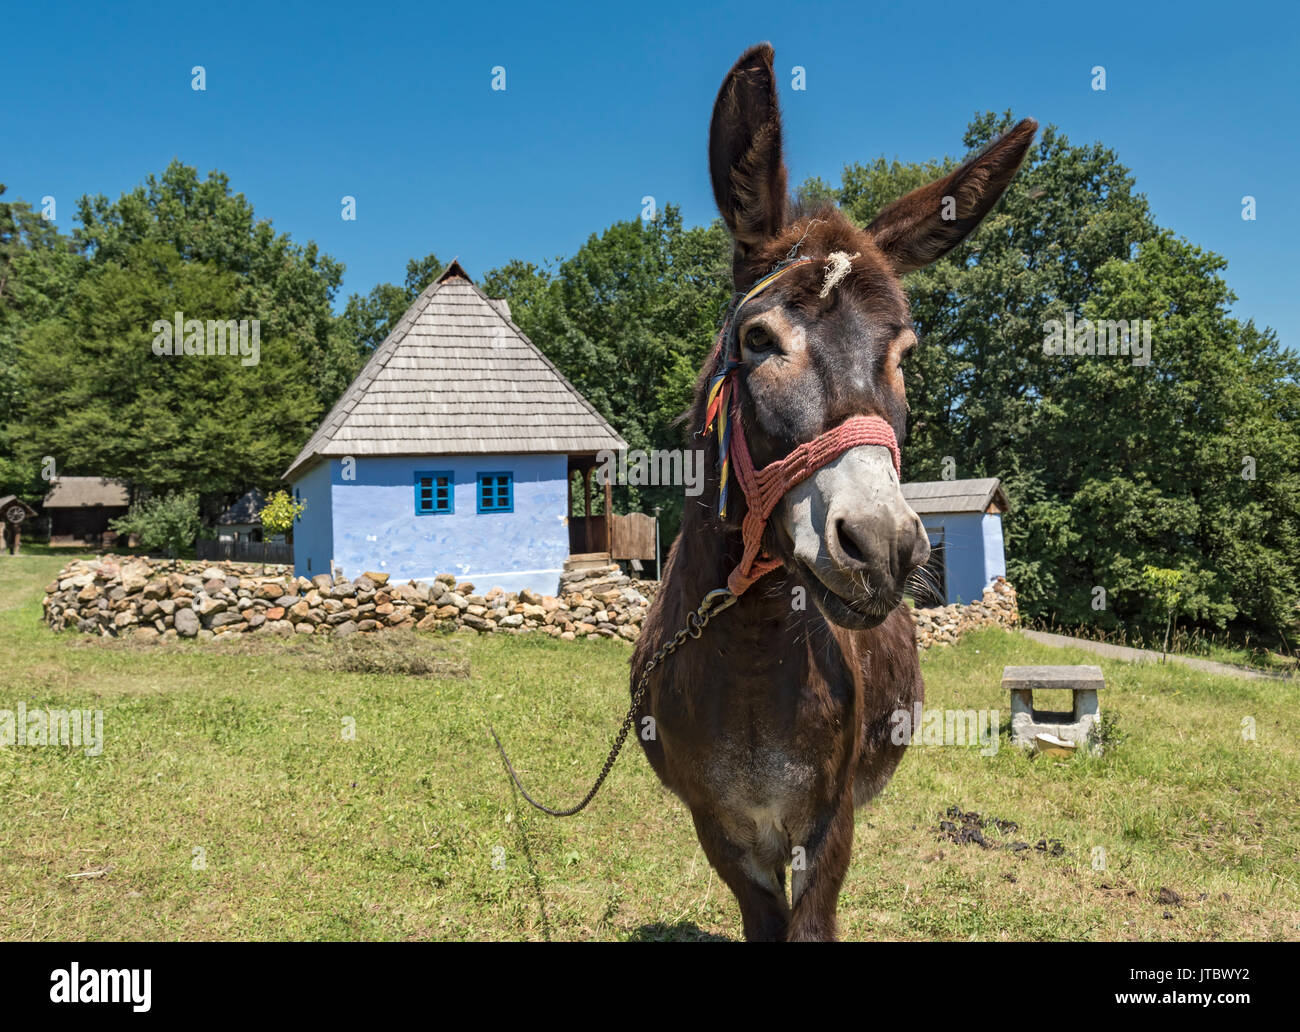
911,576 -> 1018,650
42,556 -> 1014,648
42,557 -> 653,643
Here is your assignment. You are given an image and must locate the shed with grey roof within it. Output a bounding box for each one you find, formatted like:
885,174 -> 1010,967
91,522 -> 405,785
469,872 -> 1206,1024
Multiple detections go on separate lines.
284,261 -> 631,594
900,477 -> 1010,606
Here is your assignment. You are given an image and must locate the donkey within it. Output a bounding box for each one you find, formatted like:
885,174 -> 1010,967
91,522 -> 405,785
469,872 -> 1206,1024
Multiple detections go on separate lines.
630,43 -> 1035,942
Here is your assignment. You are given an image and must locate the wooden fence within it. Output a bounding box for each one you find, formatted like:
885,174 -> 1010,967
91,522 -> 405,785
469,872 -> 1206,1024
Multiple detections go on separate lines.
196,538 -> 293,565
567,511 -> 657,560
610,512 -> 655,561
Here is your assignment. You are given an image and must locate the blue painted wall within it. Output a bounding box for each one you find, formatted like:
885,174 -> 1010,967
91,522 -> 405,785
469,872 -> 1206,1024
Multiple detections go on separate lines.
291,454 -> 570,595
922,511 -> 1006,605
292,460 -> 334,578
980,512 -> 1007,588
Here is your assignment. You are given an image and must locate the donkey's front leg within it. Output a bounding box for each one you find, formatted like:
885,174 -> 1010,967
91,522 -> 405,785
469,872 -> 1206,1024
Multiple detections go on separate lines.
692,812 -> 790,941
788,792 -> 855,942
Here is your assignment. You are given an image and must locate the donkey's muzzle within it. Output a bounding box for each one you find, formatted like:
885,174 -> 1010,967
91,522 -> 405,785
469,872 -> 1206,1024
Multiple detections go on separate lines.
830,506 -> 929,585
780,444 -> 927,624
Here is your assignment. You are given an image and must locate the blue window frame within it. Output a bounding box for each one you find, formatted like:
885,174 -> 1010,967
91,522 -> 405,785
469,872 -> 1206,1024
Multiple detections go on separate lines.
477,472 -> 513,513
415,471 -> 453,515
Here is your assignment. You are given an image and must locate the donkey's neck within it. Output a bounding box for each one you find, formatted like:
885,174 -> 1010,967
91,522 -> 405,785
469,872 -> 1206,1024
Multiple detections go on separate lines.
662,496 -> 808,656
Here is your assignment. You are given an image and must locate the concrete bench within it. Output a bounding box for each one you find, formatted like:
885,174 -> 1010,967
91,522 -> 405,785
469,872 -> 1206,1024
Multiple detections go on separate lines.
1003,665 -> 1104,750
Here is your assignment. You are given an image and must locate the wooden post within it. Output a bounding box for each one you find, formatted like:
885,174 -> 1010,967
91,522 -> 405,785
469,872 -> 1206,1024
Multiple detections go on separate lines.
604,477 -> 613,556
583,467 -> 592,553
566,466 -> 573,554
2,502 -> 35,554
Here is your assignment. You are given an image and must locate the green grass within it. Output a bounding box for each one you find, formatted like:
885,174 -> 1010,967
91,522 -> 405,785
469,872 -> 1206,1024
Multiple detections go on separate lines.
1,554 -> 1297,941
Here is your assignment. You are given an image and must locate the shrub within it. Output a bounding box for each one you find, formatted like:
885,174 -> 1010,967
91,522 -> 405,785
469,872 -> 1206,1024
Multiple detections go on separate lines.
110,491 -> 202,557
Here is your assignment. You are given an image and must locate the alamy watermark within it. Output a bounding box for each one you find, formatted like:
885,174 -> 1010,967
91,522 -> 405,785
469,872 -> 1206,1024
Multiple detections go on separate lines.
1,703 -> 103,756
595,448 -> 705,496
50,964 -> 150,1012
151,311 -> 260,366
890,702 -> 1000,757
1043,312 -> 1152,366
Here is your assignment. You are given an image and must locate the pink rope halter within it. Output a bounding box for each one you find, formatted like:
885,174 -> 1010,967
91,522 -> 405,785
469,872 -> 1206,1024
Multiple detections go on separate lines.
726,410 -> 900,594
701,256 -> 902,595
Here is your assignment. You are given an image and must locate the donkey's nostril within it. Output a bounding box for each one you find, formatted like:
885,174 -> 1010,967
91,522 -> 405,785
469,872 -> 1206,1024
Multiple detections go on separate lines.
834,518 -> 869,566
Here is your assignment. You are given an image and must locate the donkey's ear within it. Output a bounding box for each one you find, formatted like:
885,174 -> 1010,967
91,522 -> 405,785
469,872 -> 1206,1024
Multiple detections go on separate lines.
709,43 -> 789,273
867,118 -> 1038,275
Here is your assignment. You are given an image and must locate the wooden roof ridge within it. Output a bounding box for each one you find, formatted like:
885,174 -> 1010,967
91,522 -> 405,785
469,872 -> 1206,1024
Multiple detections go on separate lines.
435,257 -> 471,283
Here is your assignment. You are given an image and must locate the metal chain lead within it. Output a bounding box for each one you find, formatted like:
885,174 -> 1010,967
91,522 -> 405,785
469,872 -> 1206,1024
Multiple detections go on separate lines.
490,588 -> 737,817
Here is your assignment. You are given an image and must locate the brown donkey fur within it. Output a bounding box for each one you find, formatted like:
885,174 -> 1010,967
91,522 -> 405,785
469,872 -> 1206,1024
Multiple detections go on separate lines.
630,44 -> 1035,941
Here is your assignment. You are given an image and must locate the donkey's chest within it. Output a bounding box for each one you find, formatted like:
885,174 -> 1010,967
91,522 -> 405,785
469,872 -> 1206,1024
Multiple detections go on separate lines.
704,735 -> 819,805
657,671 -> 856,810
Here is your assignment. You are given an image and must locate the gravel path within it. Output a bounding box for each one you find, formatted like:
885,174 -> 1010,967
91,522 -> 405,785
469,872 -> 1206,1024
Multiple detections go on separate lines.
1020,630 -> 1289,681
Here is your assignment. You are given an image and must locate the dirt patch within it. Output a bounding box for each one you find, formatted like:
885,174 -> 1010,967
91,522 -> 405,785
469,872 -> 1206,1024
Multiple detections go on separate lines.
316,631 -> 470,678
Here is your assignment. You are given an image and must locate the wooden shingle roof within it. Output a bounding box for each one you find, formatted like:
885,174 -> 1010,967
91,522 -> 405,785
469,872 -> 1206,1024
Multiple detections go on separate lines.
901,478 -> 1009,515
284,261 -> 627,480
42,476 -> 130,509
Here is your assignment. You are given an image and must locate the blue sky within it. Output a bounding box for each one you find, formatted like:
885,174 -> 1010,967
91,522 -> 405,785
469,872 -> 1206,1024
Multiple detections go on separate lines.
3,0 -> 1297,347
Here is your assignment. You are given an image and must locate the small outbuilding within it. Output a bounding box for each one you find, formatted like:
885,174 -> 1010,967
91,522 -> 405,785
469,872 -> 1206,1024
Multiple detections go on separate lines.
901,478 -> 1009,606
42,476 -> 130,546
0,496 -> 39,554
283,261 -> 629,595
216,488 -> 267,542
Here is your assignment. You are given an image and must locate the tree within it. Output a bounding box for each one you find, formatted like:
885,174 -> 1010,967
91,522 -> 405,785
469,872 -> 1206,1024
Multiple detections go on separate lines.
72,160 -> 347,409
258,489 -> 305,572
0,185 -> 84,497
259,489 -> 304,539
1141,565 -> 1189,662
803,114 -> 1300,640
333,252 -> 443,364
10,241 -> 320,499
482,206 -> 731,543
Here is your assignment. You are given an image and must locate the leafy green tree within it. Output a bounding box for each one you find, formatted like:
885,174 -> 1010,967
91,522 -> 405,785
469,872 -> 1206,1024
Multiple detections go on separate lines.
1053,233 -> 1299,633
73,160 -> 347,408
332,252 -> 443,373
0,185 -> 85,497
11,241 -> 319,498
259,489 -> 305,539
483,206 -> 731,541
258,488 -> 305,571
1140,565 -> 1189,661
807,113 -> 1299,639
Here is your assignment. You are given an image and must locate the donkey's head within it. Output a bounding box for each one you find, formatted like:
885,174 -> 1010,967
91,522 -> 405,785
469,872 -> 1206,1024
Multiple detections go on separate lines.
707,44 -> 1035,629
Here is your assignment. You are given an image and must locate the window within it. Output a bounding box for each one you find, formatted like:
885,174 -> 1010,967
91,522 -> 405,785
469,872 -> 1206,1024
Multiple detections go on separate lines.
415,471 -> 453,514
477,472 -> 513,513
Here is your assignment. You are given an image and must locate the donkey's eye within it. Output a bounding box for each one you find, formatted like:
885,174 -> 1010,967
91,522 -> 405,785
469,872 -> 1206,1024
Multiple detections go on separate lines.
742,325 -> 778,354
